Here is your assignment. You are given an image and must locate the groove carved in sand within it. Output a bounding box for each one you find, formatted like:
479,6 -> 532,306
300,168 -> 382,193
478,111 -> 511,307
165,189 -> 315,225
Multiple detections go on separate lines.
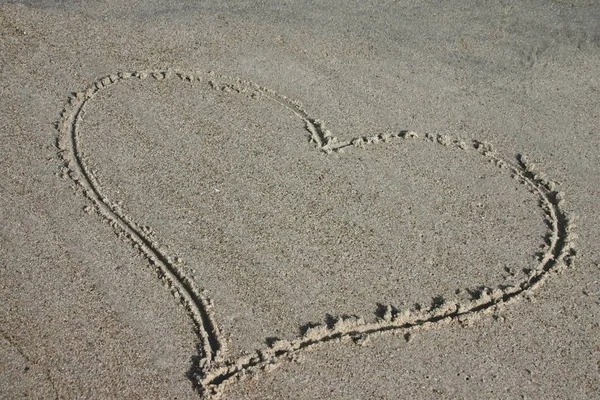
56,70 -> 576,398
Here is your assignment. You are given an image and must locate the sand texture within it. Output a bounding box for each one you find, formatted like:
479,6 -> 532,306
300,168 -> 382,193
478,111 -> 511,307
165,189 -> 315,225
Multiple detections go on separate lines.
1,1 -> 599,398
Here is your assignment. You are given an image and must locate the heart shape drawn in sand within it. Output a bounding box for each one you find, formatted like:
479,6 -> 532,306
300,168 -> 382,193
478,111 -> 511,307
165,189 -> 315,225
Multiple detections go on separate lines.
56,70 -> 575,398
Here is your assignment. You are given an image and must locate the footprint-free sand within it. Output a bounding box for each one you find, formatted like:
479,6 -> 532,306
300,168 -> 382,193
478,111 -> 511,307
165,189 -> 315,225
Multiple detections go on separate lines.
1,1 -> 599,398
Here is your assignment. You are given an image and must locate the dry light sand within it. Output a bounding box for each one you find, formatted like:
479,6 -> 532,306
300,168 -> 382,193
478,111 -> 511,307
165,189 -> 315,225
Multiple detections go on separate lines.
1,1 -> 599,398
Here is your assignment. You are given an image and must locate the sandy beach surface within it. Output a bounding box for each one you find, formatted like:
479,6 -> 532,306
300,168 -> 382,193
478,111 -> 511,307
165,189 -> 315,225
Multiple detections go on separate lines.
1,1 -> 599,398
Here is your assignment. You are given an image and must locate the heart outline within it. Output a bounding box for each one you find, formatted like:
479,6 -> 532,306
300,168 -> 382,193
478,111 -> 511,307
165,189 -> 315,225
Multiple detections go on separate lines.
56,69 -> 576,398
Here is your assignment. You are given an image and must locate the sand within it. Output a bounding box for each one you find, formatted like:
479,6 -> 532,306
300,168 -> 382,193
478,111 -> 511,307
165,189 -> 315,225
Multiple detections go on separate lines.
1,1 -> 599,398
